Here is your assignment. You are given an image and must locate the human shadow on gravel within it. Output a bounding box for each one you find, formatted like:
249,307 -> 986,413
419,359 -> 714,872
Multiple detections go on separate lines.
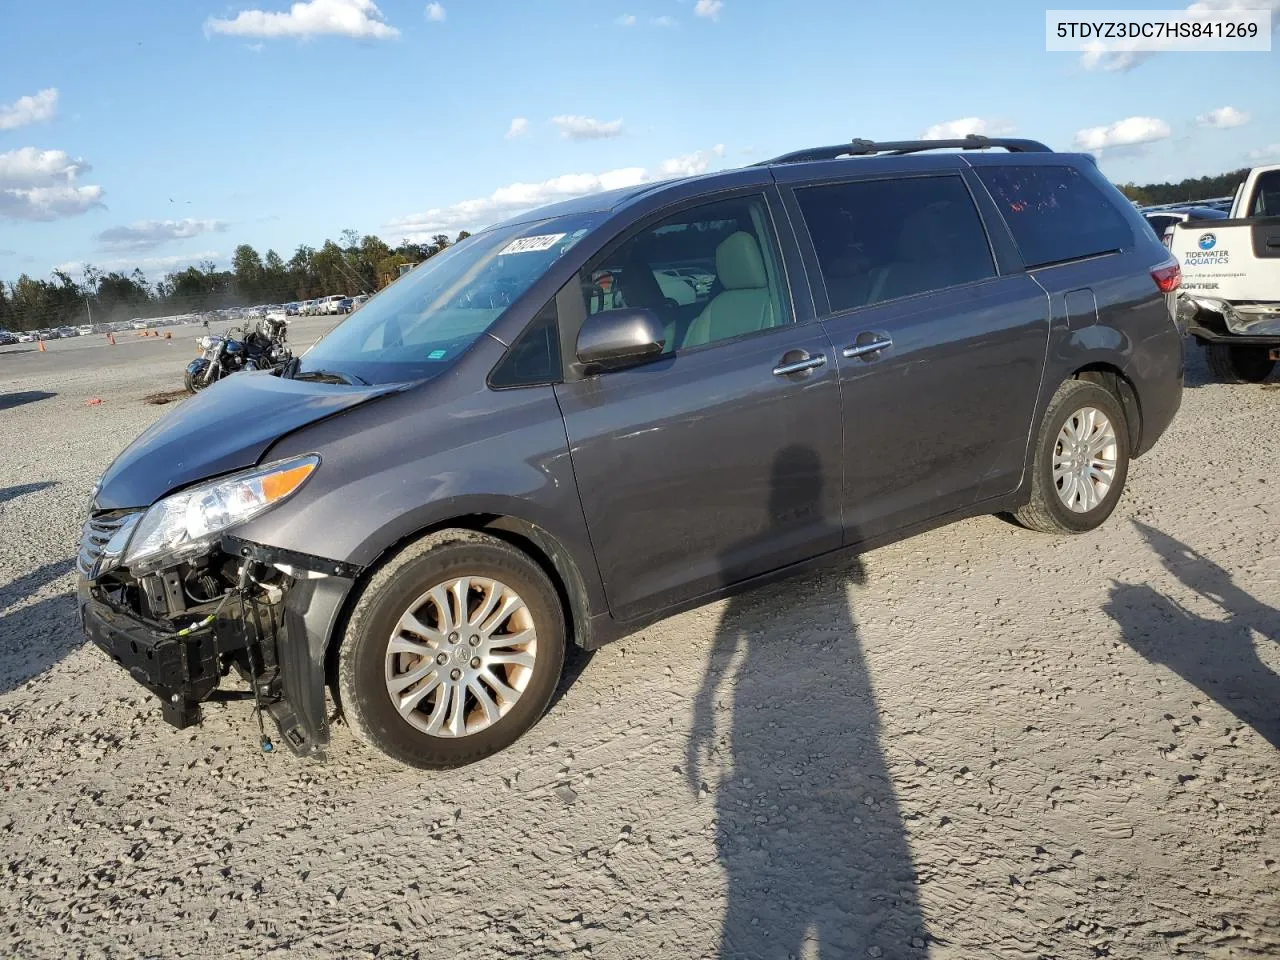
0,390 -> 56,411
0,481 -> 57,506
1105,522 -> 1280,749
687,446 -> 928,958
0,558 -> 82,695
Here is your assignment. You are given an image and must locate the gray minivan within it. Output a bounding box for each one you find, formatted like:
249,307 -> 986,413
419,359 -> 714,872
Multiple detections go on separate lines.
78,136 -> 1184,768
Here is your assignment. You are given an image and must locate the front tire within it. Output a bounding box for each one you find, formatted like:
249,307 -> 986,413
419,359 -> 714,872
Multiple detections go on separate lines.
337,529 -> 566,769
184,361 -> 212,394
1204,343 -> 1275,384
1014,378 -> 1130,535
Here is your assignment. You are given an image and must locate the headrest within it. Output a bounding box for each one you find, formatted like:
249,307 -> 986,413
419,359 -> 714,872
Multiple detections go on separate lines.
715,231 -> 768,290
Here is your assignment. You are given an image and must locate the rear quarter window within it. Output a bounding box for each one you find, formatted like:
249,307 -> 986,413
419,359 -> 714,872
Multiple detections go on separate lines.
976,165 -> 1133,269
795,175 -> 996,312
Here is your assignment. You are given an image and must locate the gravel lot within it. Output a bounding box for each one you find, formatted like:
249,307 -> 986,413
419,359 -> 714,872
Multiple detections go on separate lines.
1,328 -> 1277,959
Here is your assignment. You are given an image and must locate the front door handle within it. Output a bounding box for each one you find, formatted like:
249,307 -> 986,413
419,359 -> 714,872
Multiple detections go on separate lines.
843,335 -> 893,359
772,352 -> 827,376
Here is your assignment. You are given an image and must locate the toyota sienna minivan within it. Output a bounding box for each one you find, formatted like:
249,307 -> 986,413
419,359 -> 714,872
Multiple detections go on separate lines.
78,136 -> 1184,768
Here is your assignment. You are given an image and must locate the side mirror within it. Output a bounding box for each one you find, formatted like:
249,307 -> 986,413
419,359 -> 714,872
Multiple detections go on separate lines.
575,308 -> 666,367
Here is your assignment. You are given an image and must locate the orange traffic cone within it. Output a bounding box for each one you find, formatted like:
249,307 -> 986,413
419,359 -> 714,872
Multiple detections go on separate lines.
164,331 -> 172,340
106,332 -> 116,345
38,339 -> 46,352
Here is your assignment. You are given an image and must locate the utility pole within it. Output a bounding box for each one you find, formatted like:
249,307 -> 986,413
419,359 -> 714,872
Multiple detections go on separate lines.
85,297 -> 93,330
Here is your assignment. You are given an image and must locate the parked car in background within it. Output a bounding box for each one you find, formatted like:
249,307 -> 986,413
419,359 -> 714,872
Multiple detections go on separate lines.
319,295 -> 347,315
337,297 -> 354,314
17,332 -> 36,343
285,302 -> 301,317
302,299 -> 317,316
0,330 -> 18,346
1170,163 -> 1280,382
78,135 -> 1185,770
351,294 -> 371,311
1142,205 -> 1228,247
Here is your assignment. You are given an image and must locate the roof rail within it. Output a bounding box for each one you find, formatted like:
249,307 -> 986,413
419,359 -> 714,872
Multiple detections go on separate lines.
760,135 -> 1054,166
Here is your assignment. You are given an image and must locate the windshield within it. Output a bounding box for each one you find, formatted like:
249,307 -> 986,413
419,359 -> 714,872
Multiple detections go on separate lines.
298,214 -> 602,384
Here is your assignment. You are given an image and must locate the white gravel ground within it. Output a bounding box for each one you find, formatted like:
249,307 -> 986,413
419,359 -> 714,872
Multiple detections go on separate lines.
0,332 -> 1277,959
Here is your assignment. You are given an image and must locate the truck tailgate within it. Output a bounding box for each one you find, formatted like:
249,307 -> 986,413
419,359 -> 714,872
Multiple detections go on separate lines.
1171,218 -> 1280,302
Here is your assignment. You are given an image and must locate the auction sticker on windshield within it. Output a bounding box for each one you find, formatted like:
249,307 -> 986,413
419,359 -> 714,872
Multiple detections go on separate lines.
501,233 -> 567,255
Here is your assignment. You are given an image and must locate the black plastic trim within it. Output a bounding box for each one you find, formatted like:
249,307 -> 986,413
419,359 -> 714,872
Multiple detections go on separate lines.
222,535 -> 363,579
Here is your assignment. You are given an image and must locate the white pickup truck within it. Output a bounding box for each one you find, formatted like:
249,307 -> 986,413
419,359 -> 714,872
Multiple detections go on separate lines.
1171,164 -> 1280,383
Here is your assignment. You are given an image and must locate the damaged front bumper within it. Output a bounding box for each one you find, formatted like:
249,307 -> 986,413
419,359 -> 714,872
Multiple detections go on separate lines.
78,534 -> 357,757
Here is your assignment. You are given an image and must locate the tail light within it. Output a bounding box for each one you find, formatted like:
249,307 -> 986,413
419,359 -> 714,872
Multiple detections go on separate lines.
1150,258 -> 1181,293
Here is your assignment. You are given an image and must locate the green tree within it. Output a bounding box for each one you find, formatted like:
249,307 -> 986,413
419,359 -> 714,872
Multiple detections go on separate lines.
232,243 -> 265,301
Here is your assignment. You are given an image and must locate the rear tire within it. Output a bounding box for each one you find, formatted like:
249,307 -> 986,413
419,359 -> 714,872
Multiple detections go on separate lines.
337,529 -> 566,769
1014,379 -> 1130,535
1204,343 -> 1275,384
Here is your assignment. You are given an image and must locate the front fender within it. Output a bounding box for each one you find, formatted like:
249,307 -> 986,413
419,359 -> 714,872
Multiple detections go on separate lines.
232,374 -> 609,622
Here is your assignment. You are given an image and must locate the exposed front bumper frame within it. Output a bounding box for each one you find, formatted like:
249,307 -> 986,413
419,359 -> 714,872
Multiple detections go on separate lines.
79,537 -> 357,757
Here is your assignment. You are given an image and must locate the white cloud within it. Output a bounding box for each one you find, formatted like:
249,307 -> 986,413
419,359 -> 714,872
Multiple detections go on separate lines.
505,117 -> 528,139
656,144 -> 725,177
551,115 -> 624,140
425,2 -> 445,22
617,13 -> 636,26
694,0 -> 723,20
920,117 -> 1015,140
0,147 -> 90,187
0,147 -> 104,221
386,145 -> 729,239
0,88 -> 58,131
1081,0 -> 1280,70
651,15 -> 676,27
95,218 -> 229,251
57,251 -> 223,277
1073,116 -> 1171,151
1079,43 -> 1153,73
204,0 -> 399,40
1247,143 -> 1280,162
1197,106 -> 1249,129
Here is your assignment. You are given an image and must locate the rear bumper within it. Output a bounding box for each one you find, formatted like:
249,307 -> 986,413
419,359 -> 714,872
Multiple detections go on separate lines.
1128,324 -> 1184,459
1181,295 -> 1280,345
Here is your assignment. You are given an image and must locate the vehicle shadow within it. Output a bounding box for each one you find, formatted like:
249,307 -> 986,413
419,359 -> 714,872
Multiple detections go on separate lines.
0,481 -> 57,507
0,390 -> 56,411
0,558 -> 82,695
1103,521 -> 1280,749
687,446 -> 928,958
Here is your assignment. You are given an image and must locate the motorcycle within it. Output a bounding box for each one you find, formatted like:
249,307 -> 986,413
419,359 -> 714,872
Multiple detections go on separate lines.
185,316 -> 292,393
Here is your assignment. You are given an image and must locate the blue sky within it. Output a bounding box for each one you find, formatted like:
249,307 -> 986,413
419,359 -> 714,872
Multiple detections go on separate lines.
1,0 -> 1277,283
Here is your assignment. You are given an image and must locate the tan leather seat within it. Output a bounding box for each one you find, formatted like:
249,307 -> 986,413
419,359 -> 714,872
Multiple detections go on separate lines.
682,231 -> 778,349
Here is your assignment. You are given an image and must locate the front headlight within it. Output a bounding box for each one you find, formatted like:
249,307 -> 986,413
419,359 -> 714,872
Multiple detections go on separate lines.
124,455 -> 318,571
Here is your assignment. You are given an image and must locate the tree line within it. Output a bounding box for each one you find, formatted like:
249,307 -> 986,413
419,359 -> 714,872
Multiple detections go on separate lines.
1115,168 -> 1251,207
0,230 -> 470,333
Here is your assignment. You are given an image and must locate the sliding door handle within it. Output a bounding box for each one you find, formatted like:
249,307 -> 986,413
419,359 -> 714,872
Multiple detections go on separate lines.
843,336 -> 893,359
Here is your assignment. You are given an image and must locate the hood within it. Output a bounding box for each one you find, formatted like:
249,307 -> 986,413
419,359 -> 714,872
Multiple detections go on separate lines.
94,372 -> 400,510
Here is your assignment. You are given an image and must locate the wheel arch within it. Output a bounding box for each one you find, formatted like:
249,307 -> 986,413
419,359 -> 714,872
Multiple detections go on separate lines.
1070,362 -> 1143,455
323,512 -> 597,693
